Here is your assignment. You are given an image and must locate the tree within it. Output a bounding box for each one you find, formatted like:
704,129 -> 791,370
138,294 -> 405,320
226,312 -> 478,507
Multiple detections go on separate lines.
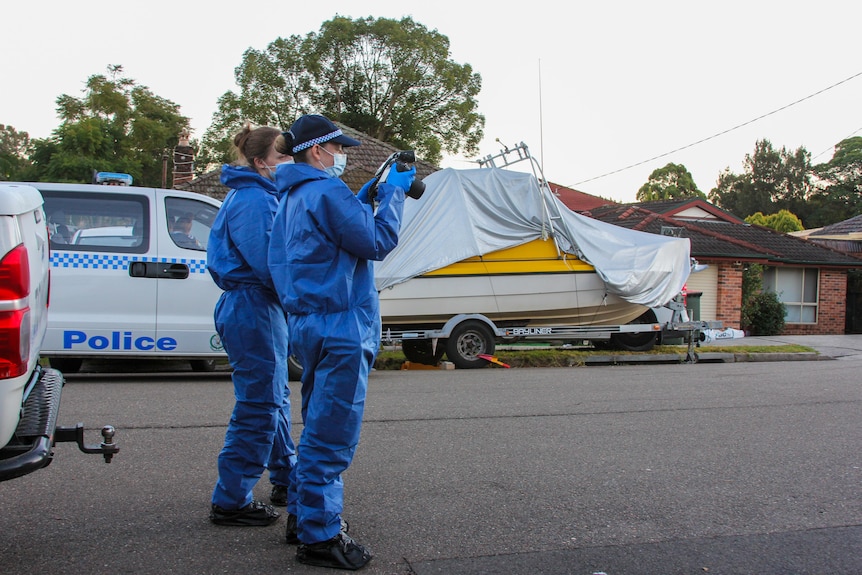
744,209 -> 803,233
29,65 -> 190,186
708,139 -> 812,220
636,162 -> 705,201
816,136 -> 862,185
740,262 -> 785,336
744,211 -> 768,227
201,37 -> 313,169
806,136 -> 862,227
0,124 -> 33,180
202,16 -> 484,168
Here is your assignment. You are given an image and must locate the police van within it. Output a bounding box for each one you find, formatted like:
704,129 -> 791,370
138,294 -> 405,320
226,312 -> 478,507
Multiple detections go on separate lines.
23,177 -> 226,373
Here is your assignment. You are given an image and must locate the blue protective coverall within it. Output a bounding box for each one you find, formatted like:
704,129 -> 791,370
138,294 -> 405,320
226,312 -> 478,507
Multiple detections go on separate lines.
269,162 -> 405,543
208,164 -> 295,511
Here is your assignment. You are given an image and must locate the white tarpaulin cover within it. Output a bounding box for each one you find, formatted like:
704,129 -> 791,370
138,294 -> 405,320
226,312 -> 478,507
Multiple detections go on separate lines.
374,167 -> 691,308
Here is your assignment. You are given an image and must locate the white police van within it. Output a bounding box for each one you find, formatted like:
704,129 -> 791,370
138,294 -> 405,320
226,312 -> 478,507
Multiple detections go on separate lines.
26,178 -> 225,372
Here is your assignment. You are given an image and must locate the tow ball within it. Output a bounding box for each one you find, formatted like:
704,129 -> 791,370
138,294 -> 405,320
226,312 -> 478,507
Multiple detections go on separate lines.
54,424 -> 120,463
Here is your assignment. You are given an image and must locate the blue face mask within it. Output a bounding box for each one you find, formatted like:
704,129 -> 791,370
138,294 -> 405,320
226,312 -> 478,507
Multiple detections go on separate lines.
262,159 -> 293,180
319,146 -> 347,179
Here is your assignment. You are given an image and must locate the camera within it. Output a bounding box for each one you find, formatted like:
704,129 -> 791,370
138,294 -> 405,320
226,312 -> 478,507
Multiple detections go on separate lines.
370,150 -> 426,201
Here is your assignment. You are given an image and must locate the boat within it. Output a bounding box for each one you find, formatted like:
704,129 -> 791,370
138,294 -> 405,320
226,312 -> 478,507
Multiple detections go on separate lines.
375,143 -> 691,335
379,237 -> 648,328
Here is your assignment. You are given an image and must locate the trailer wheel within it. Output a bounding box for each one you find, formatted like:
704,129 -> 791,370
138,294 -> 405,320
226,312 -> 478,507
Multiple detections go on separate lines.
610,309 -> 658,352
288,354 -> 304,382
402,339 -> 444,366
445,320 -> 495,369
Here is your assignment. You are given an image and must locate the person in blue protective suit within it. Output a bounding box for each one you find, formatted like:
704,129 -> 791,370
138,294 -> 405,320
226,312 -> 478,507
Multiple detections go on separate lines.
208,123 -> 296,527
268,114 -> 415,570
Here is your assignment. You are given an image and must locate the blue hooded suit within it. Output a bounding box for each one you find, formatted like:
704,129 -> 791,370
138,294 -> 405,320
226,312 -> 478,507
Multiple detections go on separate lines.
208,164 -> 295,511
269,162 -> 404,543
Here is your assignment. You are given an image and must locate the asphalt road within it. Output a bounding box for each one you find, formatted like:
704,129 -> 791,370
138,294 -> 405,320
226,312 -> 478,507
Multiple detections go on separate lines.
1,356 -> 860,575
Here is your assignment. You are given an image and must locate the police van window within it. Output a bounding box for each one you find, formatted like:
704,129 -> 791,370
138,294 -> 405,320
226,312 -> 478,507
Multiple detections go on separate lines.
42,192 -> 149,254
165,197 -> 216,251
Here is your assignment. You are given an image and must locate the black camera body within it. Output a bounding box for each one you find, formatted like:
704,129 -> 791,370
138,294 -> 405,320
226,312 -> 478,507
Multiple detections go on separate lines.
370,151 -> 426,201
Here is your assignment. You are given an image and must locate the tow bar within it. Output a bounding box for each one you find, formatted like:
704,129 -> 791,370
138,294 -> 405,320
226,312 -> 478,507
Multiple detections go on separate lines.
54,424 -> 119,463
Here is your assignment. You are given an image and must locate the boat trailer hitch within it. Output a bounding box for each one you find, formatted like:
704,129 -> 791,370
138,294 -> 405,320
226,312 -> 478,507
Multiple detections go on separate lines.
54,424 -> 119,463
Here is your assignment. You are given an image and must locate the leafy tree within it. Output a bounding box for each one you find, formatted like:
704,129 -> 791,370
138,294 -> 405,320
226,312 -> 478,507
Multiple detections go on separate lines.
636,162 -> 705,201
744,211 -> 769,227
0,124 -> 33,180
816,136 -> 862,185
766,209 -> 804,233
744,209 -> 803,233
741,263 -> 764,305
708,139 -> 812,220
200,37 -> 312,169
742,291 -> 786,335
806,136 -> 862,227
29,65 -> 190,186
740,263 -> 786,335
203,15 -> 484,168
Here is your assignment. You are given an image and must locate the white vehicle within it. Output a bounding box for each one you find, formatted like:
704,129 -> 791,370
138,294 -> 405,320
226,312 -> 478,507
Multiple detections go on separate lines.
23,180 -> 225,373
70,225 -> 136,246
0,183 -> 117,481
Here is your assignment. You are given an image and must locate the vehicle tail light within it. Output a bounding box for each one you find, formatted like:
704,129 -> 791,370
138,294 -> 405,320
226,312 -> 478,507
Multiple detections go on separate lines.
0,245 -> 31,378
0,309 -> 30,378
0,244 -> 30,300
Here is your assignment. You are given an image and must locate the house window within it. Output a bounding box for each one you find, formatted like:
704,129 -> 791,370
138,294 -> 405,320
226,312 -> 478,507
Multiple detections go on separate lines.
763,267 -> 819,323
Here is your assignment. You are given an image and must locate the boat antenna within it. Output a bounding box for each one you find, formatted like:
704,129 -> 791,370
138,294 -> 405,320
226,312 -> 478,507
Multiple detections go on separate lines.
538,58 -> 545,177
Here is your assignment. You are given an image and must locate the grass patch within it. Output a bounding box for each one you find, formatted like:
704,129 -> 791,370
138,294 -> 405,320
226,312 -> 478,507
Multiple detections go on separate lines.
374,344 -> 816,370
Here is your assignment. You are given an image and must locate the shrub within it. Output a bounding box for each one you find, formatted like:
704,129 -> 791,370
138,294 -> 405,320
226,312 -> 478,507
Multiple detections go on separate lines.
742,291 -> 786,335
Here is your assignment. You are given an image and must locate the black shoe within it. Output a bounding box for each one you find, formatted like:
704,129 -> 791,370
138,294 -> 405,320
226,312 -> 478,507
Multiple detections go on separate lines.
210,500 -> 280,526
286,514 -> 349,545
296,532 -> 372,570
270,484 -> 287,506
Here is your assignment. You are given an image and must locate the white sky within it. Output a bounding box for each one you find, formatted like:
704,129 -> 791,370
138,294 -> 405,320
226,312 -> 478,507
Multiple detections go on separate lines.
3,1 -> 860,203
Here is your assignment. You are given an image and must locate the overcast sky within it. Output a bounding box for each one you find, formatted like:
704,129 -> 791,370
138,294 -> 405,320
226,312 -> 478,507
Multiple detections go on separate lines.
3,1 -> 860,202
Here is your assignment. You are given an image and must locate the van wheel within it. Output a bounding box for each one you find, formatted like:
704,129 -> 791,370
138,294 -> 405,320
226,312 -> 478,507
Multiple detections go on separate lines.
445,320 -> 495,369
190,359 -> 217,372
49,357 -> 83,373
287,355 -> 304,382
402,339 -> 444,365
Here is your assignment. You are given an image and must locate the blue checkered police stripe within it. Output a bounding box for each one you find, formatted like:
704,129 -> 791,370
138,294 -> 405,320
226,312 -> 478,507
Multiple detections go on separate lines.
50,253 -> 209,274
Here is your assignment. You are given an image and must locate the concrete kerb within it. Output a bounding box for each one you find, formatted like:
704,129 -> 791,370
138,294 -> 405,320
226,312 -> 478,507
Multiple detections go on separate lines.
725,351 -> 827,362
577,351 -> 826,365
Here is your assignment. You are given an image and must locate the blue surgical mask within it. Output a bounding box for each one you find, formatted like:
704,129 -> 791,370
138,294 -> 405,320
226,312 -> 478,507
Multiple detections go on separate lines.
263,159 -> 294,179
319,146 -> 347,179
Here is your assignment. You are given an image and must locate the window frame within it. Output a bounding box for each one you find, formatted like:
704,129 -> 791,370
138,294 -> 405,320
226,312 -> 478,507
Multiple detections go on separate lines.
164,196 -> 217,252
763,266 -> 819,324
42,191 -> 150,254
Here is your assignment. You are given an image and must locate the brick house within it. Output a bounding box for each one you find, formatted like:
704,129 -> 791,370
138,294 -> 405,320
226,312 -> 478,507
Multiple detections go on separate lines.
580,199 -> 862,335
792,214 -> 862,332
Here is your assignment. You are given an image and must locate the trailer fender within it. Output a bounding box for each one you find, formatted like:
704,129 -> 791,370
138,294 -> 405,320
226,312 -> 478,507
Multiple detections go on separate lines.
439,314 -> 499,338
